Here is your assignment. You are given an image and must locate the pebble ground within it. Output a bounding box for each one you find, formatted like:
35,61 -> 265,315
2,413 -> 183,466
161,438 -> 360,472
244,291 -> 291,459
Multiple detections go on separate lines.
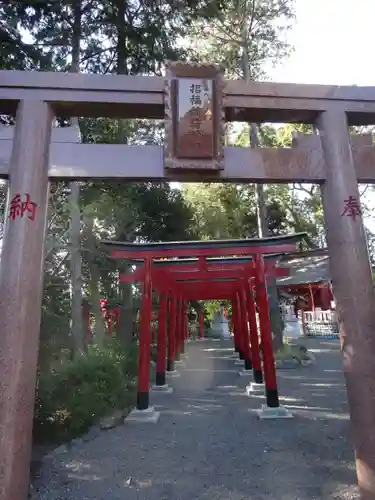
32,338 -> 359,500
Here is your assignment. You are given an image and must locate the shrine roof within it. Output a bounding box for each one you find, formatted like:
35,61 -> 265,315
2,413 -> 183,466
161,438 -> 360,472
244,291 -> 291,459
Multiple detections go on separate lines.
101,233 -> 306,258
277,249 -> 330,286
128,254 -> 282,266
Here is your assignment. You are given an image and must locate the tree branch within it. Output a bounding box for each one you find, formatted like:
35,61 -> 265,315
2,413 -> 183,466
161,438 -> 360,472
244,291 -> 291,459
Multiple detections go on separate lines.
0,25 -> 51,67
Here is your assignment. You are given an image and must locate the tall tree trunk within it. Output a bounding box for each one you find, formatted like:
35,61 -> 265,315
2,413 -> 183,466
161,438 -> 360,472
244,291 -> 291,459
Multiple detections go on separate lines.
242,43 -> 284,350
69,0 -> 85,354
115,0 -> 135,344
85,216 -> 106,344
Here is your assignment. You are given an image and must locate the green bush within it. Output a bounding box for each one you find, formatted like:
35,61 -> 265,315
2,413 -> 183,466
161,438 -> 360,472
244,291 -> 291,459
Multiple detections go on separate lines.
33,340 -> 138,444
275,342 -> 310,362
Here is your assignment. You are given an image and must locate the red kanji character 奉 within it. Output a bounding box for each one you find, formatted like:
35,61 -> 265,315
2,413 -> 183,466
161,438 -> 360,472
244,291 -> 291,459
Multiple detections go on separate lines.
8,193 -> 22,220
341,195 -> 362,221
21,193 -> 38,221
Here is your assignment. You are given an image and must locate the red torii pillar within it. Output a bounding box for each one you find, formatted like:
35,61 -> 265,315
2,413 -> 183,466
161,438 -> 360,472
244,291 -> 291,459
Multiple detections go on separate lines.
155,292 -> 168,387
235,291 -> 245,360
254,255 -> 290,416
233,293 -> 243,357
179,299 -> 186,352
239,287 -> 252,372
174,298 -> 183,360
184,301 -> 189,340
231,297 -> 241,354
246,281 -> 263,384
136,257 -> 153,410
179,299 -> 186,354
167,295 -> 177,373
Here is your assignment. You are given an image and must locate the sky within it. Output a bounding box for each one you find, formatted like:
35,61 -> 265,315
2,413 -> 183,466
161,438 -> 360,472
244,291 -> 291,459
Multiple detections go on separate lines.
267,0 -> 375,87
264,0 -> 375,232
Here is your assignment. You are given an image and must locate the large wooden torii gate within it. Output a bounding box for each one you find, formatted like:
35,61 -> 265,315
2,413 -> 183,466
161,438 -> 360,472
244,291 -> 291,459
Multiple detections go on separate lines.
1,63 -> 375,500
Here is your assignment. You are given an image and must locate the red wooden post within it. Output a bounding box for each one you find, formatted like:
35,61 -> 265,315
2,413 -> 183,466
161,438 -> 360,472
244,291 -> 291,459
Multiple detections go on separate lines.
235,292 -> 245,360
301,310 -> 306,336
167,295 -> 177,372
199,307 -> 204,339
184,302 -> 189,340
246,280 -> 263,384
155,292 -> 168,386
239,287 -> 252,371
137,256 -> 153,410
231,298 -> 240,354
309,284 -> 315,312
179,299 -> 186,354
255,255 -> 279,408
175,298 -> 182,360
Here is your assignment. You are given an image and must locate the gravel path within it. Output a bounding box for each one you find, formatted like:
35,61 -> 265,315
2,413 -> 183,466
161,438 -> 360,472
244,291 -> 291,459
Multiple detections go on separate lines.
32,338 -> 359,500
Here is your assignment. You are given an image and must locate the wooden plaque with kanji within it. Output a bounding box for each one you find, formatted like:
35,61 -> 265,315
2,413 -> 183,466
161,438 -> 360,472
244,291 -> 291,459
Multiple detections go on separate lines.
164,62 -> 225,171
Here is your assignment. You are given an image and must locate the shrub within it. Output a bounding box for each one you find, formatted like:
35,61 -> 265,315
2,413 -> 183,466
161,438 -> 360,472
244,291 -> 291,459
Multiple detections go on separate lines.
33,340 -> 138,444
275,342 -> 310,362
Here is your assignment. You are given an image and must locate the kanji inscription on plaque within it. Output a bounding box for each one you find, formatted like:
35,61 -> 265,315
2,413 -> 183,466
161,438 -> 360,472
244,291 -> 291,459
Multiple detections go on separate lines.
176,78 -> 214,159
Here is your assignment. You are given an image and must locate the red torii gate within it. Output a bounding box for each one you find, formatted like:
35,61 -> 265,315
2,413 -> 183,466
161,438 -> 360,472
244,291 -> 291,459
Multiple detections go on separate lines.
103,233 -> 305,416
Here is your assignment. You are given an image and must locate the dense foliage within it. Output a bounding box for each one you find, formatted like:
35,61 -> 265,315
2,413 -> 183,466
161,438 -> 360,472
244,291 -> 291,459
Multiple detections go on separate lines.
34,340 -> 138,443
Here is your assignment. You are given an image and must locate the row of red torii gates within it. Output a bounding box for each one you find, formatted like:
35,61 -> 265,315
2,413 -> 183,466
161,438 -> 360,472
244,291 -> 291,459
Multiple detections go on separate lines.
102,233 -> 305,411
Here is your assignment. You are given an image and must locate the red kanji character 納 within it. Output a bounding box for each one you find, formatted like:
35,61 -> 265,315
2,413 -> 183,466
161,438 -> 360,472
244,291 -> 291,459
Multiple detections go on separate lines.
8,193 -> 22,220
21,193 -> 38,221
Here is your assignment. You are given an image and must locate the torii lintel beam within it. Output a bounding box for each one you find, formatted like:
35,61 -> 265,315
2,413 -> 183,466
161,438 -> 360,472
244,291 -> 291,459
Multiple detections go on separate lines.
2,70 -> 375,124
0,129 -> 374,183
119,265 -> 288,284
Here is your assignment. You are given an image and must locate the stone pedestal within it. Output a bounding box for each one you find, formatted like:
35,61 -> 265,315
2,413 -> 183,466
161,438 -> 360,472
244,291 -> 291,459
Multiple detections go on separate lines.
246,382 -> 265,396
126,406 -> 160,424
256,404 -> 293,420
151,384 -> 173,394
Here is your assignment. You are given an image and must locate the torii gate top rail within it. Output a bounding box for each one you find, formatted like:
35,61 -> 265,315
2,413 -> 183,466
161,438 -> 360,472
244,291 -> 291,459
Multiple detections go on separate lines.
2,70 -> 375,124
102,233 -> 306,259
1,70 -> 375,183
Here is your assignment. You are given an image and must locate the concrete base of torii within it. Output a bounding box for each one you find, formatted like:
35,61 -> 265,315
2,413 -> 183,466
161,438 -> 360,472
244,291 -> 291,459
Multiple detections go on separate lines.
256,404 -> 293,420
151,384 -> 173,394
246,382 -> 265,395
125,406 -> 160,424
